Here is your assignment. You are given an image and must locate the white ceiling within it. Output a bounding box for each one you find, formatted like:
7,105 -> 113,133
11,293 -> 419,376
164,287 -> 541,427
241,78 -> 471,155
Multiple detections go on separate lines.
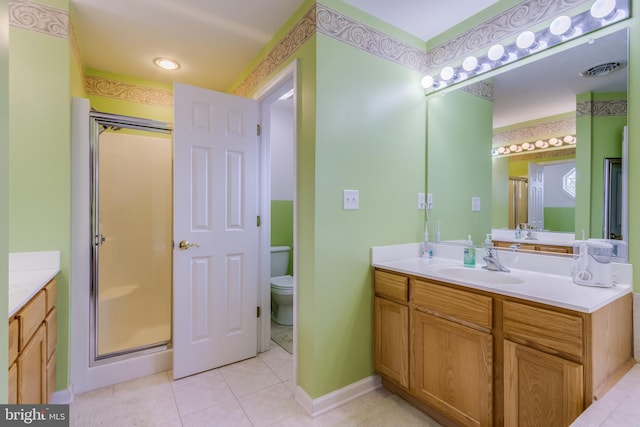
342,0 -> 500,41
70,1 -> 628,127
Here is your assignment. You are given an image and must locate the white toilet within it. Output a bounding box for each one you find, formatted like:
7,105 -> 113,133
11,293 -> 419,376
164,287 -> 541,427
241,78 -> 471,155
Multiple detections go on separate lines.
270,246 -> 294,325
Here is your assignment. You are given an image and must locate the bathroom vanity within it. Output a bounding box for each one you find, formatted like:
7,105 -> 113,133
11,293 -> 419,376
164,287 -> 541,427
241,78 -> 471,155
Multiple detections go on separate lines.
372,249 -> 633,427
8,252 -> 60,404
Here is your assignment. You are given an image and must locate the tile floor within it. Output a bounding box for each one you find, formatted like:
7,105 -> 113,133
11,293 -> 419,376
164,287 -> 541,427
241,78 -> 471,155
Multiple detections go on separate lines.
70,341 -> 439,426
570,363 -> 640,426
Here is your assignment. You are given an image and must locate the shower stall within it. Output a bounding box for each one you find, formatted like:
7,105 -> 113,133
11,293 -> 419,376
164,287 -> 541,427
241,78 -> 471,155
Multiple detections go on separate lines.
89,111 -> 173,364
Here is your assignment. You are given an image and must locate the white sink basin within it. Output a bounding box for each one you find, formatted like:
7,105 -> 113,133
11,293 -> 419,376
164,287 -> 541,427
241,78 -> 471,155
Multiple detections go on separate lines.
431,266 -> 524,285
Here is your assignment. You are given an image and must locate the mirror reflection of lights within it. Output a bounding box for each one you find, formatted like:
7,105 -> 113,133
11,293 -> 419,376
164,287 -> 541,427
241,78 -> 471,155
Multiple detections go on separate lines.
492,135 -> 576,156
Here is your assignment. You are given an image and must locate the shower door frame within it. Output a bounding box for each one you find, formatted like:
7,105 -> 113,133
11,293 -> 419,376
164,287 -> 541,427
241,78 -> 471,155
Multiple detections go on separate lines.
89,111 -> 173,366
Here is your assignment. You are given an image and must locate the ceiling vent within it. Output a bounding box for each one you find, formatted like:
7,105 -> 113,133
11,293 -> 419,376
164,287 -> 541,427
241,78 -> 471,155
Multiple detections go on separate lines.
580,61 -> 626,77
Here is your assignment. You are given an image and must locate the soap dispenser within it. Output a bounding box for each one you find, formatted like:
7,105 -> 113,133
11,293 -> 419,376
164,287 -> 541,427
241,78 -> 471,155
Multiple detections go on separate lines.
464,235 -> 476,267
484,234 -> 493,248
515,225 -> 521,239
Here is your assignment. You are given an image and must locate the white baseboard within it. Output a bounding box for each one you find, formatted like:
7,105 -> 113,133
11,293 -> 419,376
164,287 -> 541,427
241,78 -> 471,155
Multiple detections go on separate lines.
295,374 -> 382,417
50,385 -> 74,404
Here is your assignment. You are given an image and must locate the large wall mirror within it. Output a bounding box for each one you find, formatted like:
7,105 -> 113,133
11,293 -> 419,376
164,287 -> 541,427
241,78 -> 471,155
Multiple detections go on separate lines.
426,28 -> 628,247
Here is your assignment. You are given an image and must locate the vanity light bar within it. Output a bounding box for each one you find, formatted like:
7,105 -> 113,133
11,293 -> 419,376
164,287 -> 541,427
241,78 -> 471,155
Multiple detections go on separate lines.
492,135 -> 576,156
421,0 -> 629,92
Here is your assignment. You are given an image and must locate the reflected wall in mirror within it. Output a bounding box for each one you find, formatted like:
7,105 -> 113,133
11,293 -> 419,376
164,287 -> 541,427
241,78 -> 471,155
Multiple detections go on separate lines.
426,29 -> 628,246
604,157 -> 622,240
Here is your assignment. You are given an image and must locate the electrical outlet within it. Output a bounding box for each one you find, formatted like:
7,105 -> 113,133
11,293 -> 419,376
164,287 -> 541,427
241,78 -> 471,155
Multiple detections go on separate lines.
427,193 -> 434,210
418,193 -> 425,209
343,189 -> 359,210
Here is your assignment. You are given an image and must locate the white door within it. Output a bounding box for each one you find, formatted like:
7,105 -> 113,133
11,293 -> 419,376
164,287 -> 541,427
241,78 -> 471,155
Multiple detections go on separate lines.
173,82 -> 260,379
528,162 -> 544,231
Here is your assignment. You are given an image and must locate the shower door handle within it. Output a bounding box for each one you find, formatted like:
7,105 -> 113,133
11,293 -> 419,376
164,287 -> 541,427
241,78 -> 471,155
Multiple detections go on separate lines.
178,240 -> 200,250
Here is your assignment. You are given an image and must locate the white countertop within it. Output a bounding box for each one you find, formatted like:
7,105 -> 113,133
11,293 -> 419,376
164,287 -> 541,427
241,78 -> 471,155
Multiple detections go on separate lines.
8,251 -> 60,317
372,243 -> 632,313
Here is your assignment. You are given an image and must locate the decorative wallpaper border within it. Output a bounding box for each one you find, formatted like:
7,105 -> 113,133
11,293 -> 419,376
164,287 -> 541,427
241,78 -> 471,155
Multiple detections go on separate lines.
9,0 -> 69,39
508,146 -> 575,162
462,81 -> 493,101
70,22 -> 86,88
236,0 -> 595,97
233,4 -> 316,97
85,75 -> 174,109
493,117 -> 576,145
315,4 -> 427,73
426,0 -> 589,70
576,100 -> 628,117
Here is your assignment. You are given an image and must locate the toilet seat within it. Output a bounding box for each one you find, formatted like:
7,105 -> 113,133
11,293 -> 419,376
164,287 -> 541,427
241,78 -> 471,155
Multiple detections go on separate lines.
270,275 -> 293,290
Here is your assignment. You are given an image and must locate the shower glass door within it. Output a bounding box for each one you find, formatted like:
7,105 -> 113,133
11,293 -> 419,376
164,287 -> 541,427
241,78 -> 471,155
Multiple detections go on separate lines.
91,113 -> 172,362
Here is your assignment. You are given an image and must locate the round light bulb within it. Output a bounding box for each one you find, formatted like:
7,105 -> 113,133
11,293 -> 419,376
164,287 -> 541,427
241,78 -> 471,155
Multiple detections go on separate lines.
550,16 -> 572,36
462,56 -> 479,72
487,44 -> 505,61
516,31 -> 537,49
564,135 -> 575,143
590,0 -> 617,19
522,142 -> 530,150
509,144 -> 518,152
549,137 -> 561,146
440,66 -> 456,81
535,140 -> 545,148
498,146 -> 506,154
421,75 -> 434,88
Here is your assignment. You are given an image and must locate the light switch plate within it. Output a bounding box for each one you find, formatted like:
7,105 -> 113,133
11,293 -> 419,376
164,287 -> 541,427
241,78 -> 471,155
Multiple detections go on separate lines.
418,193 -> 425,209
343,189 -> 359,210
472,196 -> 481,211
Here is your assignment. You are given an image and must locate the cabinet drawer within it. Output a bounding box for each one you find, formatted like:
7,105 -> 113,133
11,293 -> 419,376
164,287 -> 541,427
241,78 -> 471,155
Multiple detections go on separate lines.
44,279 -> 57,313
503,300 -> 583,358
45,308 -> 57,360
374,270 -> 408,302
17,290 -> 46,350
412,279 -> 492,329
9,318 -> 19,365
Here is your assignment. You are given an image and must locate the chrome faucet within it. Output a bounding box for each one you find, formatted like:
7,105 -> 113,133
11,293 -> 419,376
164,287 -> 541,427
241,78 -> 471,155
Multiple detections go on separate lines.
483,247 -> 510,272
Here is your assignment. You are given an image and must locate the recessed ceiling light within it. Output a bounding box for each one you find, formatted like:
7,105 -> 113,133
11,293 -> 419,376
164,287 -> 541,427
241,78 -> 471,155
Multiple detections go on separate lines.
153,57 -> 180,70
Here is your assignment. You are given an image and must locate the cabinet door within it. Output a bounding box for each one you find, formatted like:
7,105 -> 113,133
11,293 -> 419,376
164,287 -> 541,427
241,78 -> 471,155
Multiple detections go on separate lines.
17,324 -> 46,404
411,310 -> 492,427
374,297 -> 409,388
504,340 -> 583,427
8,362 -> 18,404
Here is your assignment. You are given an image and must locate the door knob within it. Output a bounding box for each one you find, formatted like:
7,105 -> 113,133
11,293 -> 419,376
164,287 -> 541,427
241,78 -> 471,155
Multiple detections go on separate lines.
178,240 -> 200,250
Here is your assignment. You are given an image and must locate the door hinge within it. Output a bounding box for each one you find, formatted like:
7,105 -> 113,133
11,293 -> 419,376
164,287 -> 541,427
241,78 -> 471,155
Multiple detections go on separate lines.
257,215 -> 261,227
257,124 -> 261,136
257,306 -> 261,318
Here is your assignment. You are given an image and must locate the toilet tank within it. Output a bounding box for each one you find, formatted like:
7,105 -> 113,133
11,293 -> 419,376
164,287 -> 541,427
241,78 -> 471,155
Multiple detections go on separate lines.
270,246 -> 290,277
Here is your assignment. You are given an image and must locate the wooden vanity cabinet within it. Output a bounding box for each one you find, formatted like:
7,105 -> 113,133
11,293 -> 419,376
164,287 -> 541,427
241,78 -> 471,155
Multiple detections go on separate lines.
373,270 -> 409,388
372,268 -> 633,427
8,278 -> 57,404
410,279 -> 493,427
493,240 -> 572,254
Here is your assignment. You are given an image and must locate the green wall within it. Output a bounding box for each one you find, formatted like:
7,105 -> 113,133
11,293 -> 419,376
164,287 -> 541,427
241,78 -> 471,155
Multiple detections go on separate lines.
492,156 -> 509,229
271,200 -> 294,275
544,208 -> 575,232
9,1 -> 71,391
1,0 -> 9,403
427,89 -> 493,244
576,92 -> 627,238
243,0 -> 426,398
